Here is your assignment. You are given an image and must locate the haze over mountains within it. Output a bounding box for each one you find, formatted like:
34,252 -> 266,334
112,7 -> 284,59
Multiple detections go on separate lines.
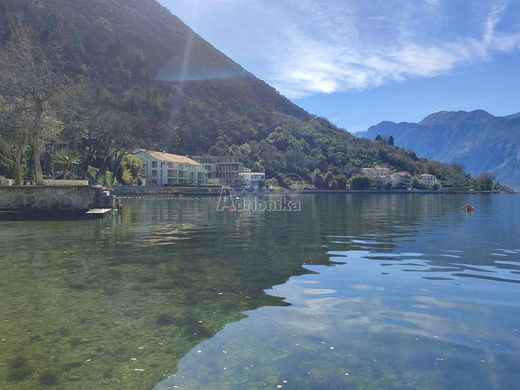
357,110 -> 520,188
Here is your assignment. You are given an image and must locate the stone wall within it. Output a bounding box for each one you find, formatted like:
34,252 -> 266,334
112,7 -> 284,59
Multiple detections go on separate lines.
111,185 -> 222,196
43,179 -> 89,186
0,186 -> 99,212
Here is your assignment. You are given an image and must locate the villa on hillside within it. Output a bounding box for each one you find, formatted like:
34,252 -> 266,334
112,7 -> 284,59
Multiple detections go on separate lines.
361,166 -> 441,190
361,166 -> 392,178
417,173 -> 442,189
390,171 -> 413,189
134,150 -> 208,187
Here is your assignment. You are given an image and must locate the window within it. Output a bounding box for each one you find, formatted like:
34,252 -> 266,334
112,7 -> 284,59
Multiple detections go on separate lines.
152,161 -> 157,168
152,170 -> 157,177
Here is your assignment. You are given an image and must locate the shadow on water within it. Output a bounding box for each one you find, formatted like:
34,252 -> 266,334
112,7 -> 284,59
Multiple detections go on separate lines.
0,194 -> 518,389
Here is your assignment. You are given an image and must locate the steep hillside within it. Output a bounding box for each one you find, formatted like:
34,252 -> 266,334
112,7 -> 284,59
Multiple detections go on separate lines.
359,110 -> 520,188
0,0 -> 475,189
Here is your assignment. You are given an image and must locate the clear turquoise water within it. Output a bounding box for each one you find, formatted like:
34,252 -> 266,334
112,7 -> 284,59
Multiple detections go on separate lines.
1,194 -> 519,389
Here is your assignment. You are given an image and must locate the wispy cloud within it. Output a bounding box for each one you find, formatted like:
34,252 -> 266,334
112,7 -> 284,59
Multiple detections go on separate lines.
161,0 -> 520,98
266,0 -> 520,97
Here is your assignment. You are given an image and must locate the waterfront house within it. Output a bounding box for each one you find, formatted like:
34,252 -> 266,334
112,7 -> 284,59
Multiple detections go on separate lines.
360,166 -> 392,188
192,156 -> 244,186
239,170 -> 265,190
134,150 -> 208,187
390,171 -> 412,189
417,173 -> 442,189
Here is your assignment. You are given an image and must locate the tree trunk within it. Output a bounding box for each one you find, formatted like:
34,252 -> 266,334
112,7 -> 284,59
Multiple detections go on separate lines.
14,145 -> 23,185
32,133 -> 44,185
33,100 -> 44,185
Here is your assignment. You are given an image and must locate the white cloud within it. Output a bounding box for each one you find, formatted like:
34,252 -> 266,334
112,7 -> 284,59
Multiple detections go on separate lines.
265,0 -> 520,98
161,0 -> 520,98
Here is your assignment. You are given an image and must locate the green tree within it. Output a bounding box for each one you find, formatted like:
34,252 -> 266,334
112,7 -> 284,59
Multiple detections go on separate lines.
209,136 -> 230,156
52,148 -> 80,179
476,172 -> 496,191
412,178 -> 427,190
251,161 -> 264,173
119,154 -> 144,185
323,171 -> 335,189
0,18 -> 66,185
0,97 -> 29,184
351,176 -> 371,190
311,169 -> 324,189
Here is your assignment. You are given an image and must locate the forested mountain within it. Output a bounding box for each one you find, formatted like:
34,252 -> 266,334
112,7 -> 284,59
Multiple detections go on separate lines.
358,110 -> 520,188
0,0 -> 476,189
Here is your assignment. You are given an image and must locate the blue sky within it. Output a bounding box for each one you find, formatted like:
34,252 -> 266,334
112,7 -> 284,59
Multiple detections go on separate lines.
159,0 -> 520,132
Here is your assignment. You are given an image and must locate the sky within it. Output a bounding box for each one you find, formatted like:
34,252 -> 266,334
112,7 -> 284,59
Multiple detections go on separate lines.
159,0 -> 520,132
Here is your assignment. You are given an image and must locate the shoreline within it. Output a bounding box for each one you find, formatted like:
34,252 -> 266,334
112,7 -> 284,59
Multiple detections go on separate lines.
1,188 -> 513,220
112,187 -> 514,197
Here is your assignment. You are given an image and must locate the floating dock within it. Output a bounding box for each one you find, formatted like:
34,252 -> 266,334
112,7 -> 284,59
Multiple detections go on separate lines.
85,208 -> 117,219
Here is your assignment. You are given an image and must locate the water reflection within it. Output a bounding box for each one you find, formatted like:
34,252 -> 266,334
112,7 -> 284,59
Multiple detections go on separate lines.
154,194 -> 520,390
0,194 -> 518,389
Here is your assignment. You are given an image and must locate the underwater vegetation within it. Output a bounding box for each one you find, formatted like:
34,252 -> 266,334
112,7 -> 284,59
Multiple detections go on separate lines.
6,355 -> 32,381
156,314 -> 174,326
39,369 -> 60,386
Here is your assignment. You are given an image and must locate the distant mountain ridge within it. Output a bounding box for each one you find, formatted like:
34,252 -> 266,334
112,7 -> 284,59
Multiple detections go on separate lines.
358,110 -> 520,188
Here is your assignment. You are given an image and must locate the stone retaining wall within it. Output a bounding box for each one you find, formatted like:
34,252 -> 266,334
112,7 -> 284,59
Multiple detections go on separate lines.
0,186 -> 99,211
111,186 -> 222,196
44,179 -> 90,186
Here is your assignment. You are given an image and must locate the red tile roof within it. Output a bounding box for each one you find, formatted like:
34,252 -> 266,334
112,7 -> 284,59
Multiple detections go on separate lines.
141,150 -> 201,165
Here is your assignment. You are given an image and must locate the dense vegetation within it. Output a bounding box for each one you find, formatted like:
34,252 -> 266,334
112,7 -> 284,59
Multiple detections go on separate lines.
0,0 -> 479,189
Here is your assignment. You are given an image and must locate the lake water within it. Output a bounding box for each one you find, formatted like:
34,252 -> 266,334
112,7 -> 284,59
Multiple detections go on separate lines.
0,194 -> 519,389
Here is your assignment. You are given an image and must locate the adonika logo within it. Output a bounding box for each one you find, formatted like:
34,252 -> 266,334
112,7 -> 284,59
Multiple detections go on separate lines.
216,173 -> 304,212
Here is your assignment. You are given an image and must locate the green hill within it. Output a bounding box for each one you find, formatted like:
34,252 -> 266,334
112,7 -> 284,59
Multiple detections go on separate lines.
0,0 -> 476,189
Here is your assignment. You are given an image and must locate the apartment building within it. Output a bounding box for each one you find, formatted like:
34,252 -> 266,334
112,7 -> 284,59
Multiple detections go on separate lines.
134,150 -> 208,187
192,156 -> 244,186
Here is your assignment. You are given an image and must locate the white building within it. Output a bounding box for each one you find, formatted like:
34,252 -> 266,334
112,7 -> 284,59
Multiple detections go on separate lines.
192,156 -> 244,186
134,150 -> 208,187
361,166 -> 391,178
417,173 -> 441,189
239,171 -> 265,190
390,171 -> 412,189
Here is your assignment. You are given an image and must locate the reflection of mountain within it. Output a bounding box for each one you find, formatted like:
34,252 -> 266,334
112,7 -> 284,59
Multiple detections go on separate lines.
0,195 -> 471,389
154,194 -> 520,390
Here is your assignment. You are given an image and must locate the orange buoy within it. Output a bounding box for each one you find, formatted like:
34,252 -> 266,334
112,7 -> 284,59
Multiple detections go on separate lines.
465,203 -> 475,213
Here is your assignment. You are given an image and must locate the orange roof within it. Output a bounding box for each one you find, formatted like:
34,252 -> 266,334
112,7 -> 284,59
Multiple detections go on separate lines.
142,150 -> 202,165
